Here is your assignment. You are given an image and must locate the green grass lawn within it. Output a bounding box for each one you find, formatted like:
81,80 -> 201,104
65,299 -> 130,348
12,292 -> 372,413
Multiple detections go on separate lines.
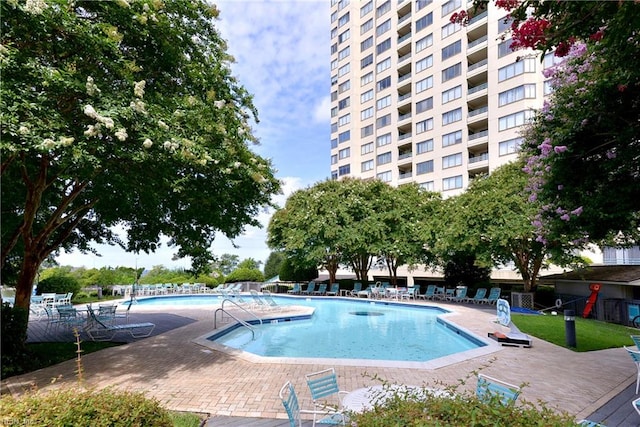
511,313 -> 637,351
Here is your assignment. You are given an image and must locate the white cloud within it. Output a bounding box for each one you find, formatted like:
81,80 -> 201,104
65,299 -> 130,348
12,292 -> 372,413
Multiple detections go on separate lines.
313,96 -> 331,123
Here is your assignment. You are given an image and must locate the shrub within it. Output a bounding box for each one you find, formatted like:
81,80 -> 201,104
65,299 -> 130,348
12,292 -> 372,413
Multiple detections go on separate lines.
0,303 -> 29,379
36,274 -> 81,298
225,268 -> 264,283
0,388 -> 173,426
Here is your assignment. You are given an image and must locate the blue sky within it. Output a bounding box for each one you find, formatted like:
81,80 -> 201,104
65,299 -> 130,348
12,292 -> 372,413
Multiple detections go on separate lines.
56,1 -> 331,271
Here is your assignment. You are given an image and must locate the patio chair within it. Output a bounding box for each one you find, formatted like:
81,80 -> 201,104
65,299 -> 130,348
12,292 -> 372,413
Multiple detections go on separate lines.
357,285 -> 373,298
476,374 -> 521,406
625,346 -> 640,393
464,288 -> 487,304
288,283 -> 302,295
326,283 -> 340,296
56,304 -> 86,331
479,287 -> 502,304
633,397 -> 640,416
400,287 -> 417,300
313,283 -> 327,296
305,368 -> 349,426
418,284 -> 437,301
302,282 -> 316,295
85,305 -> 155,341
280,381 -> 345,427
631,335 -> 640,350
348,282 -> 362,297
447,286 -> 468,302
262,290 -> 281,311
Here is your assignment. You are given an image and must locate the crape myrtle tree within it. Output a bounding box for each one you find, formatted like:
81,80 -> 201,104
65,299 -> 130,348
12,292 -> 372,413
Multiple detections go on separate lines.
453,0 -> 640,253
1,1 -> 280,319
373,183 -> 440,287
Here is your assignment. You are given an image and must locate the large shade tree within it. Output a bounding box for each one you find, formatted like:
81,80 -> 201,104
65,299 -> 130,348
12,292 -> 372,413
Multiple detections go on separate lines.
1,1 -> 280,316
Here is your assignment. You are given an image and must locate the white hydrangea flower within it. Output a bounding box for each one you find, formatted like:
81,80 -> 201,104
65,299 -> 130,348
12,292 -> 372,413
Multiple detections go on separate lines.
102,117 -> 114,129
58,136 -> 74,146
130,99 -> 146,114
115,0 -> 130,8
143,138 -> 153,148
86,76 -> 101,96
18,125 -> 29,135
233,161 -> 241,168
23,0 -> 47,14
83,105 -> 98,119
134,80 -> 145,98
237,127 -> 245,136
158,120 -> 169,130
143,3 -> 150,12
214,100 -> 226,109
115,128 -> 128,141
84,125 -> 97,137
42,138 -> 55,149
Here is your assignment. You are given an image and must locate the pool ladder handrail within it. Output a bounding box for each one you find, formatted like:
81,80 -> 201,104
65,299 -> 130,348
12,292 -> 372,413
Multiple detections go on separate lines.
214,298 -> 263,340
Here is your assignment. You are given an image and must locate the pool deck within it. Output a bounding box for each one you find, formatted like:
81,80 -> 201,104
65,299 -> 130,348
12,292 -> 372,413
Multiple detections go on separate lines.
2,296 -> 637,426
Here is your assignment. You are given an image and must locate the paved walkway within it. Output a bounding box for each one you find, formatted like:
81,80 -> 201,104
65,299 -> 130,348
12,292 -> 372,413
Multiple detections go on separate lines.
2,297 -> 638,426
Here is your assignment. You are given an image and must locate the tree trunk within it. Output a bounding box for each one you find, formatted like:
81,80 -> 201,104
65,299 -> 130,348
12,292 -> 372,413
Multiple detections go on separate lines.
385,256 -> 399,287
11,254 -> 41,346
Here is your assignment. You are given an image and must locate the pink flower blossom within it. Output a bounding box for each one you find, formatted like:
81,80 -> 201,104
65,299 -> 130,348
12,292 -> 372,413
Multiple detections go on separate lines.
571,206 -> 583,216
560,214 -> 570,221
554,145 -> 567,154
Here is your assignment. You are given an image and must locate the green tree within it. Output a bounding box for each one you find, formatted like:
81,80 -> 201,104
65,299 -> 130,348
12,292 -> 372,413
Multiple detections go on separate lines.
278,257 -> 317,283
263,251 -> 284,280
210,254 -> 240,276
224,268 -> 264,283
1,1 -> 280,319
238,258 -> 262,270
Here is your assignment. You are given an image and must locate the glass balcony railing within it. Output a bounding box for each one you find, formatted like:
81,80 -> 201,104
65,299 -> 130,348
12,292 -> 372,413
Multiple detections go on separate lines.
468,10 -> 488,26
468,58 -> 488,72
468,35 -> 488,50
468,152 -> 489,163
468,82 -> 488,95
398,152 -> 413,160
468,129 -> 488,141
468,106 -> 488,117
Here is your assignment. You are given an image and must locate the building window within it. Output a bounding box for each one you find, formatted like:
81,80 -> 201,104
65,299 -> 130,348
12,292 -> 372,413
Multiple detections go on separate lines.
338,164 -> 351,176
338,80 -> 350,94
416,138 -> 433,154
361,19 -> 373,35
499,137 -> 523,155
376,114 -> 391,129
442,40 -> 462,60
443,175 -> 463,190
442,130 -> 462,147
331,43 -> 338,55
416,160 -> 434,175
376,95 -> 391,110
338,130 -> 350,143
331,107 -> 337,118
416,97 -> 433,113
419,181 -> 434,191
331,138 -> 338,149
442,63 -> 461,82
377,76 -> 392,91
361,107 -> 373,120
376,38 -> 391,55
338,46 -> 350,61
338,97 -> 350,110
376,133 -> 391,147
498,39 -> 512,58
331,74 -> 337,85
416,54 -> 433,72
498,84 -> 536,106
331,10 -> 337,23
331,27 -> 337,40
331,91 -> 338,102
442,152 -> 462,168
498,110 -> 535,131
442,85 -> 462,104
361,89 -> 373,103
498,15 -> 513,33
416,118 -> 434,134
377,151 -> 392,165
331,154 -> 338,165
416,12 -> 433,32
442,107 -> 462,125
415,34 -> 433,52
360,0 -> 373,17
376,0 -> 391,18
361,159 -> 374,172
361,142 -> 374,154
377,170 -> 392,182
339,147 -> 350,159
441,0 -> 461,16
415,76 -> 433,93
498,57 -> 536,82
331,59 -> 338,70
441,21 -> 461,39
331,170 -> 338,180
361,124 -> 373,137
361,72 -> 373,86
338,11 -> 349,28
338,29 -> 350,44
376,57 -> 391,73
338,113 -> 350,126
361,36 -> 373,51
338,63 -> 350,77
376,19 -> 391,36
361,54 -> 373,69
416,0 -> 433,12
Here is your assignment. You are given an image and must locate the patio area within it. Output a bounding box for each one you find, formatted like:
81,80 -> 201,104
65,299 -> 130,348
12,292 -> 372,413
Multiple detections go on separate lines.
1,298 -> 637,425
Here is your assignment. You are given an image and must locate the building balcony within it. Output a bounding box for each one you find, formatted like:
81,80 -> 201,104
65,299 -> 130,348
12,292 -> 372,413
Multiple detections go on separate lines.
468,156 -> 489,173
398,92 -> 412,106
467,129 -> 488,148
397,73 -> 412,91
467,58 -> 487,78
398,51 -> 412,65
398,111 -> 412,123
398,151 -> 413,164
467,34 -> 488,52
398,170 -> 413,180
467,82 -> 488,100
398,132 -> 412,142
467,10 -> 488,29
467,105 -> 488,124
398,32 -> 412,46
398,11 -> 412,28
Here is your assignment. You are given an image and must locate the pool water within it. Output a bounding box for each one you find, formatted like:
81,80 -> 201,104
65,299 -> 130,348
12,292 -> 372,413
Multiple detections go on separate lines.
208,297 -> 485,362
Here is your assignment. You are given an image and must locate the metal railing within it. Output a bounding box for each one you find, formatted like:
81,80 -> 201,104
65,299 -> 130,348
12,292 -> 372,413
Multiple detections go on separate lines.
213,298 -> 262,340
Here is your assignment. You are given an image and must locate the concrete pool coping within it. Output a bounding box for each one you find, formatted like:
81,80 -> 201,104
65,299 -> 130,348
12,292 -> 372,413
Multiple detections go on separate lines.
192,301 -> 503,370
3,295 -> 636,424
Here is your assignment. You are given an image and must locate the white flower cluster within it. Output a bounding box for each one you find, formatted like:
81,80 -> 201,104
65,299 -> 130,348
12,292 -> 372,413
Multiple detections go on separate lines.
23,0 -> 47,14
83,105 -> 114,129
143,138 -> 153,148
86,76 -> 101,96
115,128 -> 128,141
130,99 -> 146,114
214,100 -> 226,109
40,136 -> 74,150
134,80 -> 145,98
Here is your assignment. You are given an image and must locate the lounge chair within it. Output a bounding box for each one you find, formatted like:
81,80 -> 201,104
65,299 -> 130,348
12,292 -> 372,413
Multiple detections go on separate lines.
625,346 -> 640,393
479,287 -> 501,304
287,283 -> 302,295
418,284 -> 437,301
249,289 -> 270,310
262,290 -> 281,311
348,282 -> 362,297
631,334 -> 640,350
447,286 -> 468,302
464,288 -> 487,304
476,374 -> 521,406
305,368 -> 349,426
488,298 -> 533,348
326,283 -> 340,296
279,381 -> 345,427
313,283 -> 327,296
302,282 -> 316,295
577,420 -> 606,427
357,285 -> 373,298
400,287 -> 417,300
633,397 -> 640,416
85,305 -> 155,341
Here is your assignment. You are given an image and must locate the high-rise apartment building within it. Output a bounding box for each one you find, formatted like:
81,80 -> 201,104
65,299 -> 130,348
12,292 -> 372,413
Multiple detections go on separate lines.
329,0 -> 549,195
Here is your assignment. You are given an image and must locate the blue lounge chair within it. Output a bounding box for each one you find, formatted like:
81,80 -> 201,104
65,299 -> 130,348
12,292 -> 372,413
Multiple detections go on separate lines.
313,283 -> 327,296
476,374 -> 521,406
631,334 -> 640,350
480,287 -> 502,304
447,286 -> 468,302
305,368 -> 348,426
464,288 -> 487,304
326,283 -> 340,296
348,282 -> 362,297
625,346 -> 640,393
85,305 -> 155,341
302,282 -> 316,295
287,283 -> 302,295
418,284 -> 437,301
